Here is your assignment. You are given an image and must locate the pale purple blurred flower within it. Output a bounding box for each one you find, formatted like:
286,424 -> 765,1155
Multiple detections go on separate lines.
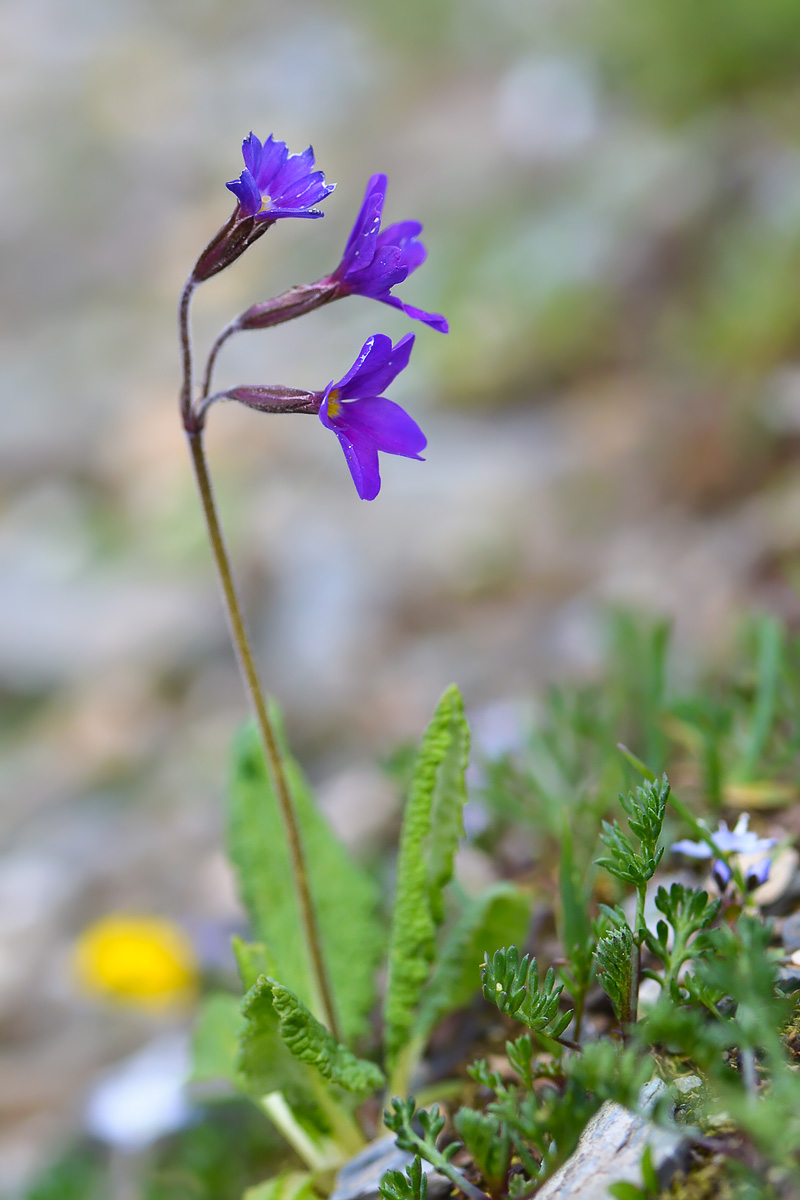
672,814 -> 775,859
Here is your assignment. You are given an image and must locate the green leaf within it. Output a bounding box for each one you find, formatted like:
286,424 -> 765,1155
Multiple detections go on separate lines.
595,923 -> 634,1024
243,1170 -> 317,1200
190,992 -> 244,1088
380,1157 -> 428,1200
596,779 -> 668,887
481,947 -> 572,1039
416,883 -> 530,1037
640,1144 -> 659,1195
383,685 -> 470,1066
232,935 -> 277,992
427,693 -> 470,924
270,980 -> 386,1095
607,1184 -> 645,1200
227,713 -> 384,1041
558,819 -> 594,974
238,975 -> 316,1103
453,1107 -> 510,1192
736,614 -> 783,782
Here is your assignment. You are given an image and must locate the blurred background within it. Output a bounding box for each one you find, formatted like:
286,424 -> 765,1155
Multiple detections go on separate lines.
4,0 -> 800,1192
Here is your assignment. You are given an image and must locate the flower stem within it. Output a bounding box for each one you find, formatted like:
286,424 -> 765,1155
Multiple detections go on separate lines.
186,425 -> 341,1043
179,278 -> 197,431
201,320 -> 240,400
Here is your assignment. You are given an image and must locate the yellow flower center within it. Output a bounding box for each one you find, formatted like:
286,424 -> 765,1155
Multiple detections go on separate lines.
326,388 -> 342,419
73,914 -> 198,1009
259,194 -> 272,213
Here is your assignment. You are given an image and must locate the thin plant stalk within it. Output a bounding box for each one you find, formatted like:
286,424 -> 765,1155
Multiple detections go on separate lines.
629,881 -> 647,1026
201,320 -> 239,401
180,280 -> 341,1042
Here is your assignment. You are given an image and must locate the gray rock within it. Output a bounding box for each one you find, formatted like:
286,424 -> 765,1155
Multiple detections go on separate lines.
535,1079 -> 689,1200
330,1135 -> 451,1200
781,911 -> 800,952
776,965 -> 800,995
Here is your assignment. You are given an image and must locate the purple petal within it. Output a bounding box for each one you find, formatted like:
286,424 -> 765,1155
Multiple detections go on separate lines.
746,858 -> 772,890
377,219 -> 423,245
337,333 -> 415,400
339,397 -> 426,459
712,859 -> 732,892
346,246 -> 409,297
242,133 -> 263,177
254,134 -> 288,190
260,207 -> 326,221
335,428 -> 381,500
318,382 -> 340,432
276,171 -> 332,208
225,169 -> 262,216
671,838 -> 711,859
381,294 -> 449,333
340,174 -> 386,272
376,220 -> 426,275
272,145 -> 316,194
333,334 -> 392,392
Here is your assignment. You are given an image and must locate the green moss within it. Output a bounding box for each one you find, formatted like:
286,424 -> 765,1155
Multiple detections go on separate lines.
667,1155 -> 733,1200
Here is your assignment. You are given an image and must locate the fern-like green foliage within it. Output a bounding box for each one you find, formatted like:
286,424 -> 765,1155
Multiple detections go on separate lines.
227,712 -> 384,1041
379,1157 -> 428,1200
383,685 -> 470,1067
454,1107 -> 511,1194
564,1040 -> 652,1111
481,946 -> 573,1040
595,923 -> 634,1023
643,884 -> 720,994
270,980 -> 385,1095
595,778 -> 668,887
416,883 -> 530,1039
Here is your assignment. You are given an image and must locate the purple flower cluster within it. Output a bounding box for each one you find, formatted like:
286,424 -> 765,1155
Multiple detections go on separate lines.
196,133 -> 448,499
226,134 -> 334,221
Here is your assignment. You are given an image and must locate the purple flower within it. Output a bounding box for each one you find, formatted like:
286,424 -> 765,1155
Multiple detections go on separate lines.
330,175 -> 448,333
226,133 -> 335,221
711,859 -> 732,893
318,333 -> 426,501
745,857 -> 772,891
671,815 -> 776,859
712,854 -> 771,895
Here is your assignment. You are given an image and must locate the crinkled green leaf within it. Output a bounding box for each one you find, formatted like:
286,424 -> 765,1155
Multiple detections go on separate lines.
383,685 -> 470,1067
417,883 -> 530,1037
427,697 -> 470,924
238,975 -> 317,1104
271,980 -> 385,1095
228,712 -> 384,1041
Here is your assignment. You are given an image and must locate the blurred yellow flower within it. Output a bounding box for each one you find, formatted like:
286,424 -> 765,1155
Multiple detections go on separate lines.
73,915 -> 198,1008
